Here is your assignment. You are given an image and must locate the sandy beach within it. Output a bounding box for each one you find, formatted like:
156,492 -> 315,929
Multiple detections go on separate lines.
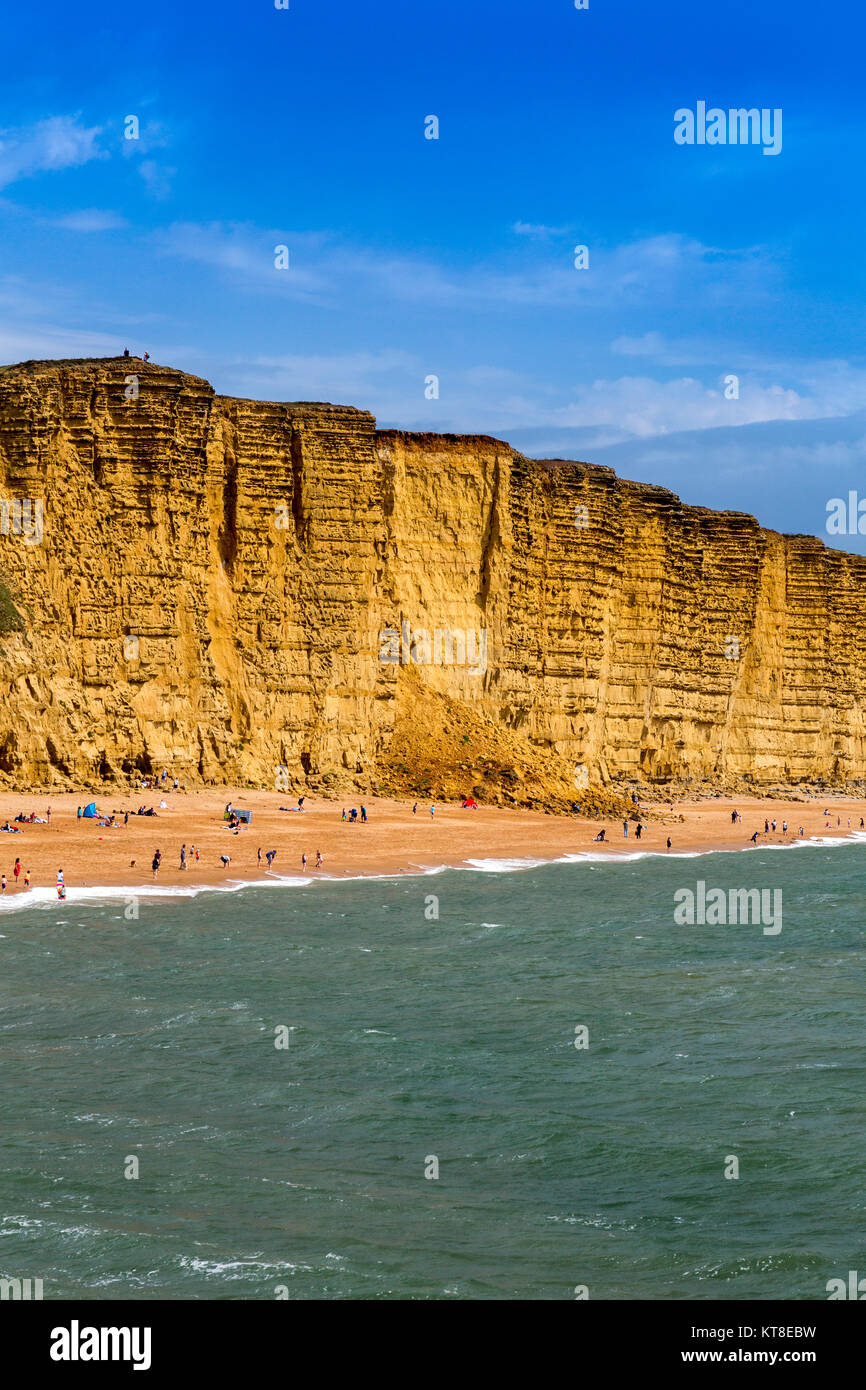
0,790 -> 863,899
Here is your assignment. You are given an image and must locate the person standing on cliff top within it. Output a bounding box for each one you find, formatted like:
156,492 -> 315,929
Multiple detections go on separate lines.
123,348 -> 130,357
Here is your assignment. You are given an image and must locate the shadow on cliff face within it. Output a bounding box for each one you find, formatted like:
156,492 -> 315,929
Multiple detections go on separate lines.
0,573 -> 25,633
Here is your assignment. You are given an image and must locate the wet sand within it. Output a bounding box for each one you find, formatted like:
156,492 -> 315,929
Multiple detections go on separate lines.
0,790 -> 863,898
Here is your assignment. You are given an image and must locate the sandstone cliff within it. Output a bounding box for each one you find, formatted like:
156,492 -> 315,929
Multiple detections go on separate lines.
0,356 -> 861,800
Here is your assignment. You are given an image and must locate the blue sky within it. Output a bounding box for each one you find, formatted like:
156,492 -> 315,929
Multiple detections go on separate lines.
2,0 -> 865,546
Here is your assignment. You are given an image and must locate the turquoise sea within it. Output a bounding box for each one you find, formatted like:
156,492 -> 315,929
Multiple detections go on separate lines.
1,841 -> 864,1300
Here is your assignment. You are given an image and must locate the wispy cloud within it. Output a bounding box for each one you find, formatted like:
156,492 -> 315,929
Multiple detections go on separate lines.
0,116 -> 104,189
139,159 -> 175,200
120,117 -> 174,198
53,208 -> 127,232
155,223 -> 779,316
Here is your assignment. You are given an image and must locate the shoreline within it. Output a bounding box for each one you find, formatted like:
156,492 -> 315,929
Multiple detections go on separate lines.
0,791 -> 863,909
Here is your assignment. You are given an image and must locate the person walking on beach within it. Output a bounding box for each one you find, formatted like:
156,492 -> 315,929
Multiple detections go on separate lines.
341,809 -> 347,822
47,807 -> 51,824
1,874 -> 6,893
635,823 -> 642,840
152,852 -> 160,880
180,844 -> 186,870
194,846 -> 200,862
430,804 -> 435,818
13,858 -> 20,884
764,819 -> 769,834
56,868 -> 64,886
782,821 -> 787,834
220,854 -> 231,868
412,803 -> 417,815
24,868 -> 30,888
77,806 -> 82,822
257,847 -> 262,864
360,806 -> 367,822
666,837 -> 672,851
750,830 -> 759,843
623,820 -> 628,837
266,850 -> 276,869
316,850 -> 323,869
124,811 -> 129,825
301,853 -> 307,872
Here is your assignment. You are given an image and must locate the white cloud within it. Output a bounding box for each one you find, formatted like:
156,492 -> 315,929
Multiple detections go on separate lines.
54,208 -> 127,232
0,116 -> 104,189
229,349 -> 419,405
157,222 -> 331,299
139,159 -> 174,200
155,224 -> 779,318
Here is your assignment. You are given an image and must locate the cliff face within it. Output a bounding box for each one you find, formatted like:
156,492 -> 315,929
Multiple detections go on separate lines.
0,356 -> 862,794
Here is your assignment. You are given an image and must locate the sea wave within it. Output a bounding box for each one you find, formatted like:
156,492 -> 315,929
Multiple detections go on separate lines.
0,829 -> 862,915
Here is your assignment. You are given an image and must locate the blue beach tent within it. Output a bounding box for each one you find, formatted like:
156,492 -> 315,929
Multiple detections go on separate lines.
82,802 -> 97,818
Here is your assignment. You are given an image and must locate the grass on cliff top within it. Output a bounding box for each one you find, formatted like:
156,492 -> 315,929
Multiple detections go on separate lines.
378,665 -> 631,818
